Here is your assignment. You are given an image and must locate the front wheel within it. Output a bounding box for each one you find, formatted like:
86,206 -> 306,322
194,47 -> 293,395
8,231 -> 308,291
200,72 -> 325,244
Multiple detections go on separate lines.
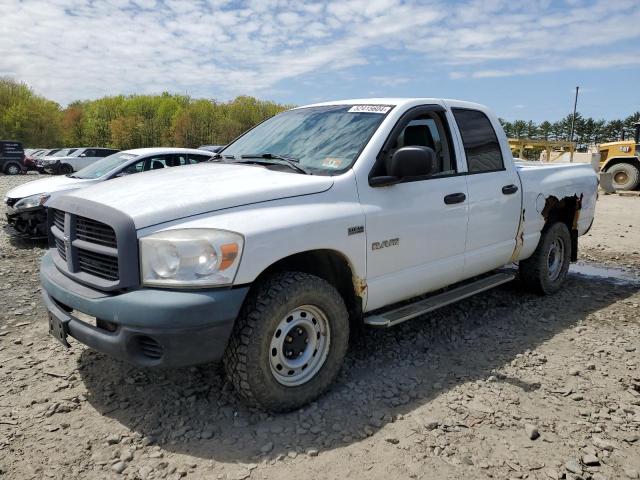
223,272 -> 349,412
59,163 -> 74,175
519,222 -> 572,295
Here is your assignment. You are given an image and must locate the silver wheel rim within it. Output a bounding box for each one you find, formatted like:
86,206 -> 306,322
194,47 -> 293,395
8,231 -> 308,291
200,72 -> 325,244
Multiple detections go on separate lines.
269,305 -> 330,387
7,165 -> 19,175
613,171 -> 628,186
547,237 -> 565,281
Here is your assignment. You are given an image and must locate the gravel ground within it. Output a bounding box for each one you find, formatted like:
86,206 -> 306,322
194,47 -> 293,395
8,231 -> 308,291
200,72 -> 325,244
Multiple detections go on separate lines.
1,174 -> 638,480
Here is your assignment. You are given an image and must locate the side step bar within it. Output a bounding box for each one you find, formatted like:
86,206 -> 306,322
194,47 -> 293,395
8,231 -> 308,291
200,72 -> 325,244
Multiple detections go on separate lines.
363,272 -> 516,328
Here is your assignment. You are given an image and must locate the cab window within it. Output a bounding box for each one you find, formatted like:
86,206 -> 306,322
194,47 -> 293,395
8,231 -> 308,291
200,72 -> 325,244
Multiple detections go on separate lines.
452,108 -> 504,173
373,109 -> 457,179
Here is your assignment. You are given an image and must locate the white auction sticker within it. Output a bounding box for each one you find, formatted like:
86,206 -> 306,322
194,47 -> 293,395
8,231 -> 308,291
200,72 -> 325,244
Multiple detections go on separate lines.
347,105 -> 392,114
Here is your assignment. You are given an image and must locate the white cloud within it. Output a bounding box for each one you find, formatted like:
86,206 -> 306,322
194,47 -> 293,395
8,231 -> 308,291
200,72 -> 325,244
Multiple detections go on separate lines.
0,0 -> 638,104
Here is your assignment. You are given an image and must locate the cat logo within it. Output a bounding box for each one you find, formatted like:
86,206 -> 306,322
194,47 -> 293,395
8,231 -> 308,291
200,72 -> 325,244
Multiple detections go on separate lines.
372,238 -> 399,250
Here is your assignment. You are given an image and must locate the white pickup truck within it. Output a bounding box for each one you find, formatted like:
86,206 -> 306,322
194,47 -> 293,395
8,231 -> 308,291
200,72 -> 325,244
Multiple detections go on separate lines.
40,98 -> 598,411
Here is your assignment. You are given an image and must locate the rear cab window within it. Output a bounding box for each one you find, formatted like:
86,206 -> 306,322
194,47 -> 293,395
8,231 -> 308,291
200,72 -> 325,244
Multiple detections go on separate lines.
452,108 -> 504,173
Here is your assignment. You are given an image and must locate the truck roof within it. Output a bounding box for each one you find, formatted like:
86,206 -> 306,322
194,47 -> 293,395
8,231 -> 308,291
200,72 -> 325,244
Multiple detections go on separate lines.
300,98 -> 488,110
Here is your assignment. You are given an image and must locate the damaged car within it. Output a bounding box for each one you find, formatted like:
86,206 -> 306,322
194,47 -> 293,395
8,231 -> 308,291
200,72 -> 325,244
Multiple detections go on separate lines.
4,147 -> 214,239
39,99 -> 598,411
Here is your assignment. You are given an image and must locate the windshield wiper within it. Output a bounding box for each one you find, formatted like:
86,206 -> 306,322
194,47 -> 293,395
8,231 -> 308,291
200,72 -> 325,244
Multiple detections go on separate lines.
238,153 -> 310,175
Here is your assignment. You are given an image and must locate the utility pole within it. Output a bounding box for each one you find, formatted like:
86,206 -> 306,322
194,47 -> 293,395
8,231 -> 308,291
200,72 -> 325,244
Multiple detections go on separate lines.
569,86 -> 579,162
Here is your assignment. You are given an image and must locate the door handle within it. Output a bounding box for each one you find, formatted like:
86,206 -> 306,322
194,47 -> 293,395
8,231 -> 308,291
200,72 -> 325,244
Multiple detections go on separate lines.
444,192 -> 466,205
502,184 -> 519,195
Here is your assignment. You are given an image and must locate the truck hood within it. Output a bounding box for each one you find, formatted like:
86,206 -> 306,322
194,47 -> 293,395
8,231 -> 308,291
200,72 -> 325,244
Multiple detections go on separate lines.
6,175 -> 96,200
62,163 -> 334,229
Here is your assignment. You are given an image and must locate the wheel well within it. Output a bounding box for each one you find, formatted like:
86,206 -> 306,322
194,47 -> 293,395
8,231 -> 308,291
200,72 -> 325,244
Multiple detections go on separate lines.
540,194 -> 583,262
253,250 -> 362,322
602,157 -> 640,172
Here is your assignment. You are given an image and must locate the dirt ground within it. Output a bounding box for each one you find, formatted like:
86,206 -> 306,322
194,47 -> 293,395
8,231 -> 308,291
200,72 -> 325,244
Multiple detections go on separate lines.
0,174 -> 638,480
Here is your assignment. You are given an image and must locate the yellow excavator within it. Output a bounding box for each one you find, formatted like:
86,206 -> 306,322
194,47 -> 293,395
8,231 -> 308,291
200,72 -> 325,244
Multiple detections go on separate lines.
598,122 -> 640,190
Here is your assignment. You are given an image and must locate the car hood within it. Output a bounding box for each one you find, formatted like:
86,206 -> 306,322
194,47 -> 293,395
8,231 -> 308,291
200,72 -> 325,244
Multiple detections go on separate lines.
40,156 -> 75,162
6,175 -> 96,200
61,163 -> 334,229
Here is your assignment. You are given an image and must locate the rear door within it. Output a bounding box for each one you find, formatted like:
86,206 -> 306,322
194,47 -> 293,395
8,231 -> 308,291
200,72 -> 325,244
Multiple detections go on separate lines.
450,107 -> 522,278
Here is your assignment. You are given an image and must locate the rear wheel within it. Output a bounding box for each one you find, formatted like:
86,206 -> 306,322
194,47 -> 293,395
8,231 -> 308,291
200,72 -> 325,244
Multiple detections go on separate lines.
4,162 -> 22,175
223,272 -> 349,412
608,162 -> 639,191
519,222 -> 572,295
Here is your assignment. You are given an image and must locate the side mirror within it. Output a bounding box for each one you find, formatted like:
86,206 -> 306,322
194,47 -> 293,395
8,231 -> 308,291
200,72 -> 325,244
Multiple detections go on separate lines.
79,153 -> 86,157
370,146 -> 435,187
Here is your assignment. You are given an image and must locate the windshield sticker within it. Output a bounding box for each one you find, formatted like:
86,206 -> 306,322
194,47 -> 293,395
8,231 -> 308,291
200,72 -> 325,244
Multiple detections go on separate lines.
348,105 -> 392,114
322,158 -> 343,169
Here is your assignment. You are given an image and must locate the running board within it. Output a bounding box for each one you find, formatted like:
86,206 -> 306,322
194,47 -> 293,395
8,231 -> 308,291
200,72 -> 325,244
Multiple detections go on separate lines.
363,272 -> 516,328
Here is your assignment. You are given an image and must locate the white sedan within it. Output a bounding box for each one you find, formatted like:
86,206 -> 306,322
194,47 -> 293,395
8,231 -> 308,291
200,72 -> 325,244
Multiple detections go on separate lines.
4,147 -> 214,238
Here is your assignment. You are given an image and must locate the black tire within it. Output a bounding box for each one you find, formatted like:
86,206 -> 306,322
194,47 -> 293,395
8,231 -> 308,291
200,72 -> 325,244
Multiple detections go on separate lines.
4,162 -> 22,175
59,163 -> 73,175
223,272 -> 349,412
608,162 -> 639,191
519,222 -> 572,295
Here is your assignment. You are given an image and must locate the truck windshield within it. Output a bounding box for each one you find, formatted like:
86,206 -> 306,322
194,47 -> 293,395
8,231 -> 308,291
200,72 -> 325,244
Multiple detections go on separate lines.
222,105 -> 392,175
73,153 -> 139,179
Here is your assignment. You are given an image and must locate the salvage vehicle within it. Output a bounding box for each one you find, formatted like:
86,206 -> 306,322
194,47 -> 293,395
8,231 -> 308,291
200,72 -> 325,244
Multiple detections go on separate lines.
5,148 -> 214,238
23,149 -> 47,171
40,98 -> 598,412
38,147 -> 120,174
1,140 -> 25,175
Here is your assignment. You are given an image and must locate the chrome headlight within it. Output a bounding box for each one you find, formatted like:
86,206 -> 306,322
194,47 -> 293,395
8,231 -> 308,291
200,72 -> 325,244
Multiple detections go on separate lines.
140,229 -> 244,287
14,193 -> 50,211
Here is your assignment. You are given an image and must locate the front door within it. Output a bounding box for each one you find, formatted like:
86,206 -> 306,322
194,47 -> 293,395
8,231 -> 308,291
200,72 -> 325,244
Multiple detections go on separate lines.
359,105 -> 469,311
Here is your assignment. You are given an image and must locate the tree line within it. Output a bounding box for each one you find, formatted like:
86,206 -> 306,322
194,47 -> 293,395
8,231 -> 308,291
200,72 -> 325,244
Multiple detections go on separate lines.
1,77 -> 638,151
0,78 -> 289,149
500,112 -> 640,149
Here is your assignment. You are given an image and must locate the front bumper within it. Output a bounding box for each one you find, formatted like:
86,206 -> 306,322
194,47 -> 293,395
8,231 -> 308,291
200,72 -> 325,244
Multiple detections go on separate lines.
4,205 -> 48,239
42,163 -> 59,174
40,252 -> 249,367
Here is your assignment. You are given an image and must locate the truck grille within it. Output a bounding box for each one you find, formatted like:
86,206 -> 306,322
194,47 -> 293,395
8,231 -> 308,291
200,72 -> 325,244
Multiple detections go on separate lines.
50,209 -> 123,285
77,249 -> 119,281
76,216 -> 117,248
54,237 -> 67,261
53,209 -> 65,231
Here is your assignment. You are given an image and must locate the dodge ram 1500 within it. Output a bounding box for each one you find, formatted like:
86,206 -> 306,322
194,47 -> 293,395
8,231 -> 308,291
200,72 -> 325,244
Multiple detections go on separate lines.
39,98 -> 598,411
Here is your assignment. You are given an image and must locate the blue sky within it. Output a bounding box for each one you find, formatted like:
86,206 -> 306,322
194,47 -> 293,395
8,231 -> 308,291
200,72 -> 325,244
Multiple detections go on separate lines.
2,0 -> 639,122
